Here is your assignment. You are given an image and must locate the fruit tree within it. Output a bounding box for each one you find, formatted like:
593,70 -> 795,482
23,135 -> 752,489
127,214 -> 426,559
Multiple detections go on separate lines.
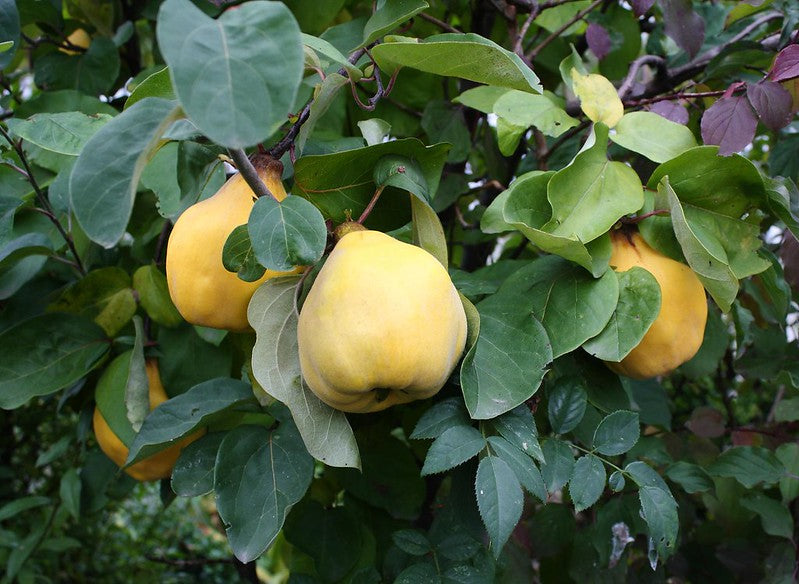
1,0 -> 799,582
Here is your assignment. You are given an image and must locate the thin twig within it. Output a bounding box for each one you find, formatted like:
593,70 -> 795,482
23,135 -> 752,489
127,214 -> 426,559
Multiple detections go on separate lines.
357,186 -> 385,224
0,126 -> 86,275
418,12 -> 462,33
228,148 -> 275,200
540,120 -> 591,163
617,55 -> 667,99
528,0 -> 602,59
625,89 -> 727,107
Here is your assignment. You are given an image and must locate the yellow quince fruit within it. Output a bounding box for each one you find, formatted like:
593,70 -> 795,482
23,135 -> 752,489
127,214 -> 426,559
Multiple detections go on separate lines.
605,230 -> 708,379
166,155 -> 297,332
93,358 -> 200,482
297,228 -> 468,413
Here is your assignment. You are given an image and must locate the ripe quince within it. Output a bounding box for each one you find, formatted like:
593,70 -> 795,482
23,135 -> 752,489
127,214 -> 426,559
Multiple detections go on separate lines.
166,156 -> 296,331
605,230 -> 707,379
297,229 -> 468,413
93,356 -> 199,481
60,28 -> 91,54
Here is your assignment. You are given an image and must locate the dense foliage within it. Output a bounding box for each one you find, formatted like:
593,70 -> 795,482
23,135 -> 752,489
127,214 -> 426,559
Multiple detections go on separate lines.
1,0 -> 799,582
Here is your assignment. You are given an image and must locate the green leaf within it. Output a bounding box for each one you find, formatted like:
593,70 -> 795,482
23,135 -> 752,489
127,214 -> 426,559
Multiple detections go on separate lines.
611,111 -> 697,163
6,112 -> 112,156
0,233 -> 52,271
248,195 -> 327,272
0,0 -> 20,69
69,97 -> 181,248
493,405 -> 544,463
284,500 -> 364,581
777,443 -> 799,504
547,376 -> 588,434
48,267 -> 137,336
665,461 -> 713,493
475,455 -> 524,558
294,138 -> 449,232
358,118 -> 392,146
372,33 -> 542,93
0,313 -> 109,410
221,224 -> 267,283
639,484 -> 679,562
59,468 -> 81,520
495,171 -> 612,276
545,123 -> 644,244
392,529 -> 432,556
34,37 -> 121,96
592,410 -> 640,456
540,438 -> 575,493
608,470 -> 625,492
659,178 -> 769,311
126,378 -> 255,465
741,495 -> 794,540
172,432 -> 226,497
453,86 -> 512,113
708,446 -> 785,488
0,496 -> 50,522
302,34 -> 362,80
582,267 -> 662,362
493,90 -> 579,138
395,562 -> 440,583
486,436 -> 547,501
296,73 -> 350,155
374,154 -> 429,201
411,195 -> 448,268
124,316 -> 149,433
214,423 -> 314,563
625,460 -> 671,492
421,425 -> 485,476
249,278 -> 360,469
647,146 -> 765,218
497,255 -> 618,357
132,264 -> 183,327
569,454 -> 606,512
362,0 -> 429,46
421,101 -> 470,163
460,292 -> 552,419
410,397 -> 470,439
157,0 -> 304,148
125,67 -> 175,110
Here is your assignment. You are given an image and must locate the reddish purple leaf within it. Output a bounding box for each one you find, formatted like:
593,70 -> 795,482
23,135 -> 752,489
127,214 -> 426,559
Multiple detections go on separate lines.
685,406 -> 726,438
660,0 -> 705,59
649,101 -> 690,125
586,23 -> 611,61
770,44 -> 799,82
701,96 -> 758,156
781,231 -> 799,292
631,0 -> 655,17
747,81 -> 794,131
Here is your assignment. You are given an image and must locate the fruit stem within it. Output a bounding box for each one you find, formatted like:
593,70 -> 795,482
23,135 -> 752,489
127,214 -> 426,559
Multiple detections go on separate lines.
357,186 -> 385,224
228,148 -> 277,201
620,209 -> 670,224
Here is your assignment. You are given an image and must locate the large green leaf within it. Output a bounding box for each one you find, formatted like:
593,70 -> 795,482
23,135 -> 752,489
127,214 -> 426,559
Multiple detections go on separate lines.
69,97 -> 181,247
497,255 -> 619,358
0,313 -> 109,409
582,267 -> 661,362
492,170 -> 612,276
248,195 -> 327,271
126,378 -> 256,465
708,446 -> 785,488
249,278 -> 361,469
7,112 -> 112,156
171,432 -> 226,497
545,123 -> 644,244
293,138 -> 449,231
493,90 -> 579,138
34,37 -> 120,96
741,495 -> 794,540
0,0 -> 20,69
460,292 -> 552,420
157,0 -> 304,148
421,425 -> 485,475
372,33 -> 541,93
362,0 -> 428,46
214,422 -> 313,563
475,455 -> 523,558
611,111 -> 697,163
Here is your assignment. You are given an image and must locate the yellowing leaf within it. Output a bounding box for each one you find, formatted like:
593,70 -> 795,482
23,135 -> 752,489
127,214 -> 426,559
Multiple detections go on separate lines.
571,69 -> 624,127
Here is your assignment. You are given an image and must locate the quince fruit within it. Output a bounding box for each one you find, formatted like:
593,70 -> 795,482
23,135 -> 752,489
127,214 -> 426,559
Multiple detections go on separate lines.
605,230 -> 707,379
166,156 -> 296,331
60,28 -> 91,54
93,355 -> 200,481
297,229 -> 468,413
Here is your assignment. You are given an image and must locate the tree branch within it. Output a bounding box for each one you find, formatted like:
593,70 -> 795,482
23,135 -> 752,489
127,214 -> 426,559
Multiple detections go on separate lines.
617,55 -> 667,99
527,0 -> 602,59
418,12 -> 462,33
228,148 -> 275,200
